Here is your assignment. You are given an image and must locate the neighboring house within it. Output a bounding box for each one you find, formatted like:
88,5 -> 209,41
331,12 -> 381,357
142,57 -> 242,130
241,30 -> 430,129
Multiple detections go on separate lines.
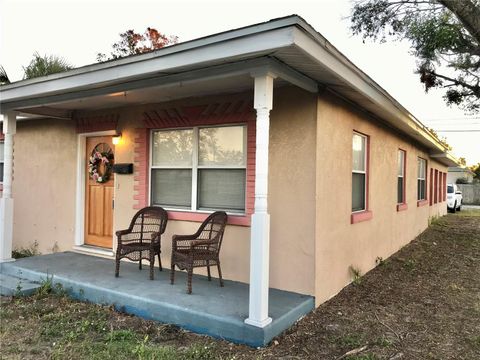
447,166 -> 475,184
0,16 -> 457,333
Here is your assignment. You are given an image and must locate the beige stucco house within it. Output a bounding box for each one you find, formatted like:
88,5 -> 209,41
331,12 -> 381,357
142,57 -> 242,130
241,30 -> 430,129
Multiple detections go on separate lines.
0,16 -> 457,335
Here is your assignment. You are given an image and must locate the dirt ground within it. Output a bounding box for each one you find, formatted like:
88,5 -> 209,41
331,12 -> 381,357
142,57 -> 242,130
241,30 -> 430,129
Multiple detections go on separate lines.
1,212 -> 479,359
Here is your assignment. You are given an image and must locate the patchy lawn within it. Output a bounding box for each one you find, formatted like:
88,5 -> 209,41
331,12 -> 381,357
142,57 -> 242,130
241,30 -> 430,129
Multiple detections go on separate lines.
1,212 -> 479,359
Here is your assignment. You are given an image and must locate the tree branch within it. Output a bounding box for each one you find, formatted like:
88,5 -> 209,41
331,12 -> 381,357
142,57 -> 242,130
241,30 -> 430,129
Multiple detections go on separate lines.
430,70 -> 480,95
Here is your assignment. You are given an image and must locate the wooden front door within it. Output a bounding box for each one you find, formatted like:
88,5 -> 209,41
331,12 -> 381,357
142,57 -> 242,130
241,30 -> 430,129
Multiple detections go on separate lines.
85,136 -> 115,248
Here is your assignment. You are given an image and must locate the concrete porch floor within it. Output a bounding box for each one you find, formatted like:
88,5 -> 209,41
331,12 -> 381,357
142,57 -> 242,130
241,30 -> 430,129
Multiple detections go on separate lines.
0,252 -> 314,347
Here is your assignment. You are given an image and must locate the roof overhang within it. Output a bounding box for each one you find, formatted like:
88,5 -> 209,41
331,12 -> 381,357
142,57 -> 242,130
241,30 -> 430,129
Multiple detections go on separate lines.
0,15 -> 458,166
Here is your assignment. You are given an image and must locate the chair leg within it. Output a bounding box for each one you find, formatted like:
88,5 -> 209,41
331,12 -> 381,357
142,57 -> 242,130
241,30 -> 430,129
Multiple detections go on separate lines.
206,260 -> 211,281
115,252 -> 120,277
158,252 -> 162,271
149,251 -> 154,280
187,266 -> 193,294
139,250 -> 142,270
217,262 -> 224,287
170,261 -> 175,285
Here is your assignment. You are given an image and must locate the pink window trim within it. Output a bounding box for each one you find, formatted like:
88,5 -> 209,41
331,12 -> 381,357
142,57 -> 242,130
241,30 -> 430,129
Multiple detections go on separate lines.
167,211 -> 251,226
134,99 -> 255,227
397,148 -> 407,208
351,210 -> 373,224
351,130 -> 371,224
442,172 -> 447,202
396,203 -> 408,211
417,199 -> 428,207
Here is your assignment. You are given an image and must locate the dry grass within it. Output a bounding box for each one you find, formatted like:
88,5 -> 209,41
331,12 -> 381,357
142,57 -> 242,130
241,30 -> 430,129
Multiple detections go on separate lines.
1,212 -> 479,359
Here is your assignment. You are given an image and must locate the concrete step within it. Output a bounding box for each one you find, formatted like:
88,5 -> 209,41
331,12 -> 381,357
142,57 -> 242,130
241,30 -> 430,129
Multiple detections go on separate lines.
0,273 -> 40,296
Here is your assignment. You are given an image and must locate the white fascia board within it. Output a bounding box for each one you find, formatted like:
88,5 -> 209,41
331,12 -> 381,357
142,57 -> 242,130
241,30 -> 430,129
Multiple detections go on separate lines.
430,152 -> 460,167
1,16 -> 303,91
291,27 -> 446,153
0,28 -> 296,104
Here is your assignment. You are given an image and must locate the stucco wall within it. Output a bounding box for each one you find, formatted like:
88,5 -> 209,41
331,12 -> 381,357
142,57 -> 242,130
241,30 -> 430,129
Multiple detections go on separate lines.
12,119 -> 77,254
9,87 -> 317,296
314,93 -> 448,305
112,87 -> 317,295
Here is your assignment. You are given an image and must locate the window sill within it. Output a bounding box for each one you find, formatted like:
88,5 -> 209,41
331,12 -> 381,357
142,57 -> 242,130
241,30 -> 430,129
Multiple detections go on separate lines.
417,199 -> 428,207
351,210 -> 373,224
167,210 -> 251,226
396,203 -> 408,212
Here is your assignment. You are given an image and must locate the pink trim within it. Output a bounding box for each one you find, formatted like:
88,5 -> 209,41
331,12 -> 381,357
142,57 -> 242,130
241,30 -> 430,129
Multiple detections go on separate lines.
167,211 -> 250,226
135,98 -> 256,220
429,168 -> 433,206
351,210 -> 373,224
75,114 -> 119,133
352,130 -> 371,220
442,172 -> 447,202
133,128 -> 150,209
434,169 -> 439,204
417,199 -> 428,207
398,148 -> 407,205
396,203 -> 408,211
142,100 -> 253,128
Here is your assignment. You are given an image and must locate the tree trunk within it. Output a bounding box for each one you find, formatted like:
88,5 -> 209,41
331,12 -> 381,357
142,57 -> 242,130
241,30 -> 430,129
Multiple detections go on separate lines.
438,0 -> 480,45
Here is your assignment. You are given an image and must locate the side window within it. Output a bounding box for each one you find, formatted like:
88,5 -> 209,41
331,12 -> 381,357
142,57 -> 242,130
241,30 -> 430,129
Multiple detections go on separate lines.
397,150 -> 406,204
417,158 -> 427,201
352,132 -> 368,212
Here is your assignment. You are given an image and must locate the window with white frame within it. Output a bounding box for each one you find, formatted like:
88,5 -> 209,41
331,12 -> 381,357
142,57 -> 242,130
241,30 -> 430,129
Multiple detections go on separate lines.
150,125 -> 247,213
0,142 -> 4,183
397,150 -> 406,204
352,132 -> 367,212
417,158 -> 427,201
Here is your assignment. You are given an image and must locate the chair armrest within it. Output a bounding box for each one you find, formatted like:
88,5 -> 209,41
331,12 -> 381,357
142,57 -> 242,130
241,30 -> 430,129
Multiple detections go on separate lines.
116,229 -> 130,237
189,239 -> 216,249
172,234 -> 197,242
172,234 -> 197,250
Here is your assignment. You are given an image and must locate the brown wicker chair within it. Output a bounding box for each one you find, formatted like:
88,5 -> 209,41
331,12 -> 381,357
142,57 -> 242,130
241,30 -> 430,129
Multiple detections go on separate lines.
170,211 -> 228,294
115,206 -> 168,280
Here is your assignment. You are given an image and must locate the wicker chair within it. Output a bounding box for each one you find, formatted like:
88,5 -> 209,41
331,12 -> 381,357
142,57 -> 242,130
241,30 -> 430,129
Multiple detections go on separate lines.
170,211 -> 228,294
115,206 -> 168,280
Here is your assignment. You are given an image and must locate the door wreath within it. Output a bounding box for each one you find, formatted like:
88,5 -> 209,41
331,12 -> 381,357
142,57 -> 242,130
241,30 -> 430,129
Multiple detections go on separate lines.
88,143 -> 114,183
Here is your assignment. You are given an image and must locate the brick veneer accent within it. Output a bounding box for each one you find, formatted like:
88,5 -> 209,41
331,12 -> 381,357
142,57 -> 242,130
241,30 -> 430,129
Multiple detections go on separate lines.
133,128 -> 150,210
75,114 -> 119,133
135,99 -> 256,226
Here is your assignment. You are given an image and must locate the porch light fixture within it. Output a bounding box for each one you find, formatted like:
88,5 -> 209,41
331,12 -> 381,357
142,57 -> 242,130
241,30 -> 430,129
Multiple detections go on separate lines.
112,133 -> 122,145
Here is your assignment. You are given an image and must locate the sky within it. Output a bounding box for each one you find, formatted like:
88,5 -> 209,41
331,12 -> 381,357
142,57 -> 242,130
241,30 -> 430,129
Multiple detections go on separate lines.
0,0 -> 478,165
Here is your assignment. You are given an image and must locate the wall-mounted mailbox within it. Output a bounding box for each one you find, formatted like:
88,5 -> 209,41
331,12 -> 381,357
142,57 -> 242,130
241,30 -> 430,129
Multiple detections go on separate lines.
113,163 -> 134,174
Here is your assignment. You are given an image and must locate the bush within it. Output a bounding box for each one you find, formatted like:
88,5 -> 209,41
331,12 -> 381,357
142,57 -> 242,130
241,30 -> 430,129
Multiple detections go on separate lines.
456,177 -> 469,184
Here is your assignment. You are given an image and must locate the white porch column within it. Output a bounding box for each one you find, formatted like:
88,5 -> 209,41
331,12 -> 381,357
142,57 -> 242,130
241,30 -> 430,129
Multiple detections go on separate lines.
245,73 -> 275,328
0,112 -> 17,262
